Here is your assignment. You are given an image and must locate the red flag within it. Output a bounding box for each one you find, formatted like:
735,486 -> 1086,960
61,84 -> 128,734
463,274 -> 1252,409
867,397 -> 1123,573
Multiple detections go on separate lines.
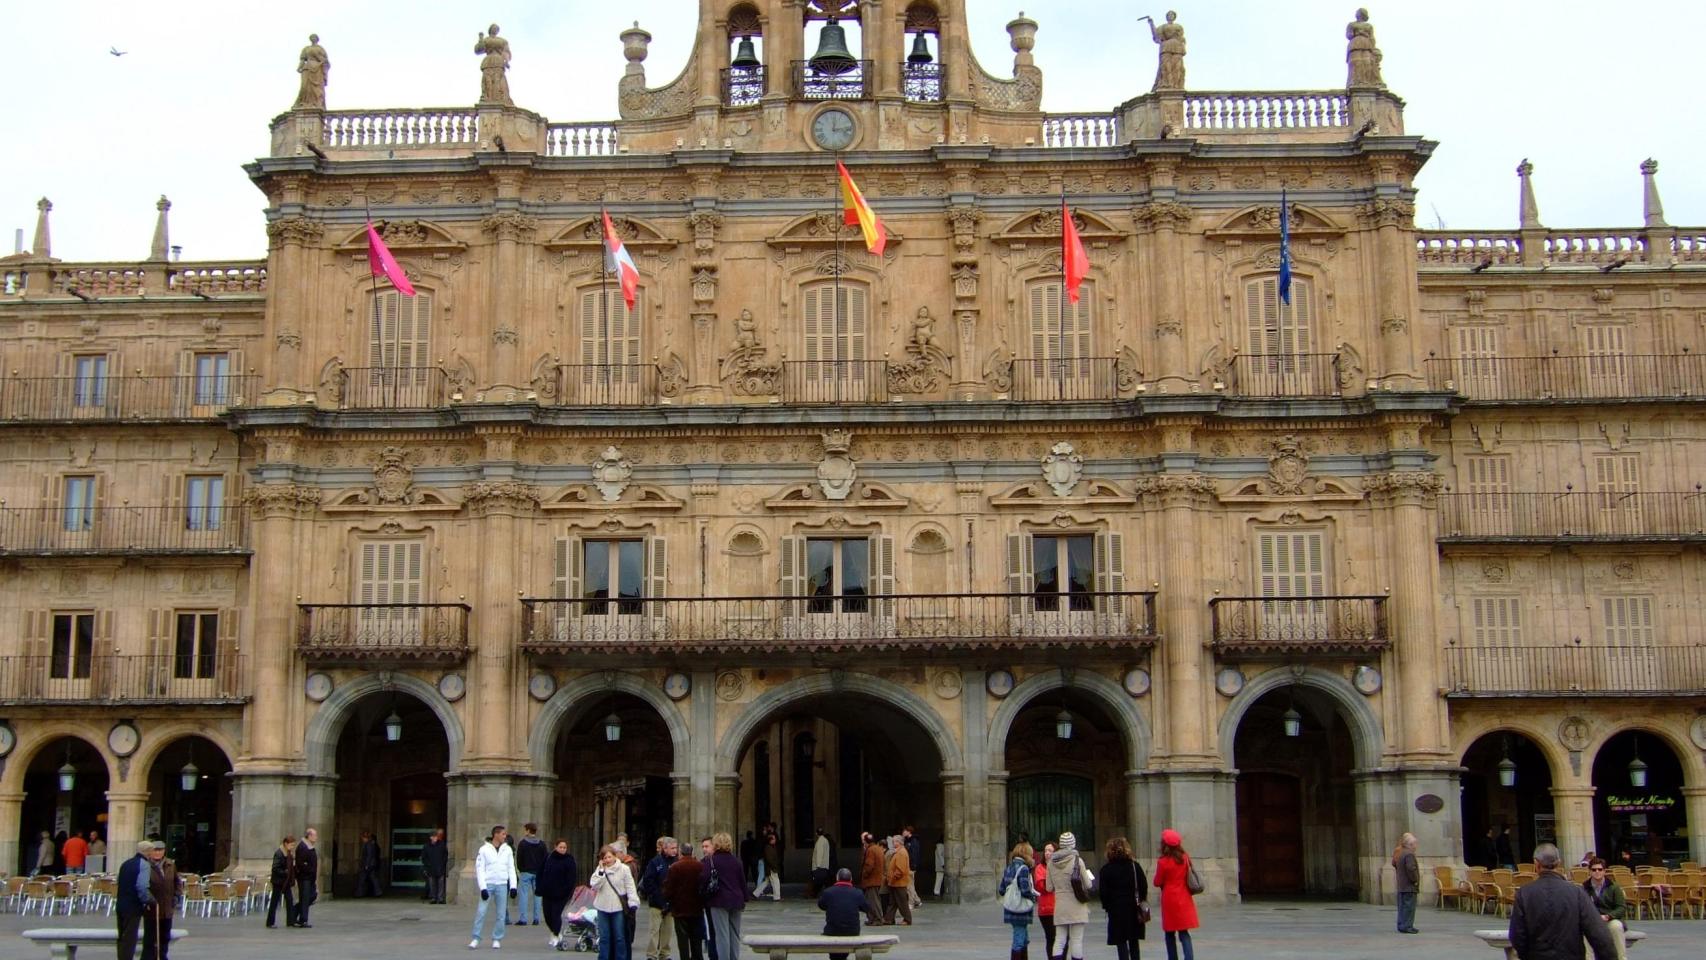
366,220 -> 416,297
837,160 -> 887,255
1062,201 -> 1090,304
602,209 -> 640,311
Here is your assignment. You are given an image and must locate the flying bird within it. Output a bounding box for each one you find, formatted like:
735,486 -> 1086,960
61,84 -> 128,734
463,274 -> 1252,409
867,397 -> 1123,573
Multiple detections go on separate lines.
110,47 -> 128,57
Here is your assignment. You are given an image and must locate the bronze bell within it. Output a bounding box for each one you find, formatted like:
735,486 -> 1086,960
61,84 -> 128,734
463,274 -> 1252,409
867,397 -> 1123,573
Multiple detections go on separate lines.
730,35 -> 760,69
907,32 -> 933,65
809,18 -> 857,76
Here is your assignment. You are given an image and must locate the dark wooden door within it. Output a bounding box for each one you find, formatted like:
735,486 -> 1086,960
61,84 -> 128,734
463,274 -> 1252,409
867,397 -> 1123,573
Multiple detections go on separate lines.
1009,774 -> 1094,853
1236,772 -> 1304,894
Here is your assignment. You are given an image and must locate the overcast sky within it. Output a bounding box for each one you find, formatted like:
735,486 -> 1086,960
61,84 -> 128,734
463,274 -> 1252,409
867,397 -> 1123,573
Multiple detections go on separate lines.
3,1 -> 1700,262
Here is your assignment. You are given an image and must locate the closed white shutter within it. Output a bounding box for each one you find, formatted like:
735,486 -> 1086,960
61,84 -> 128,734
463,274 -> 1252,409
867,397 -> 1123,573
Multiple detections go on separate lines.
1026,280 -> 1092,361
1452,325 -> 1502,398
578,288 -> 642,371
1593,453 -> 1642,534
1094,531 -> 1125,616
801,283 -> 866,368
1582,325 -> 1629,396
1471,596 -> 1522,645
370,290 -> 432,371
779,535 -> 806,617
1257,529 -> 1326,640
872,534 -> 896,619
1464,455 -> 1512,534
646,535 -> 668,623
1602,596 -> 1655,645
359,540 -> 424,630
1005,533 -> 1033,615
1245,276 -> 1313,391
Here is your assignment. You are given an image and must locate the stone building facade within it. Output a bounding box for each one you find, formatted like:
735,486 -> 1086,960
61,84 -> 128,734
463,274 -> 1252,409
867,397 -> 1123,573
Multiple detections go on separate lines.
1,1 -> 1702,901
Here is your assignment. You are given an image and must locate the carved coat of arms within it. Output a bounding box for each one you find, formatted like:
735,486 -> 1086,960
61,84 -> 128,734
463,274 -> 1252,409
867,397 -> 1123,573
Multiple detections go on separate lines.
816,430 -> 857,501
1041,442 -> 1083,497
592,446 -> 633,502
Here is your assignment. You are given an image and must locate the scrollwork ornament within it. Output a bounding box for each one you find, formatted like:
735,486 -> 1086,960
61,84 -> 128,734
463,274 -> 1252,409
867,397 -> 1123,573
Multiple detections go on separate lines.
1364,197 -> 1416,227
480,211 -> 538,242
1363,471 -> 1445,501
1132,473 -> 1217,505
1133,200 -> 1193,230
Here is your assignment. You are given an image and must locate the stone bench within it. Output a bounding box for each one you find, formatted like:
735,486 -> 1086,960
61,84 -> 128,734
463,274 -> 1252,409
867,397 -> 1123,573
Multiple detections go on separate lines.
1473,928 -> 1645,960
22,928 -> 186,959
742,932 -> 900,960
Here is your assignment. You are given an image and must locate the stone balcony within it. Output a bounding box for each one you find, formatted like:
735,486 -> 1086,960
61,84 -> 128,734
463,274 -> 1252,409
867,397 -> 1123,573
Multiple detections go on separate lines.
1445,644 -> 1706,698
297,603 -> 473,663
1207,596 -> 1390,659
519,591 -> 1159,658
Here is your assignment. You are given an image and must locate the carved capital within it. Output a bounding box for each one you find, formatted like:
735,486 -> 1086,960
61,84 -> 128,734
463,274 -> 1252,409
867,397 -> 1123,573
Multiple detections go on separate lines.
463,480 -> 541,516
492,326 -> 519,345
275,330 -> 303,350
1380,314 -> 1408,335
266,216 -> 324,248
945,204 -> 983,253
1362,198 -> 1416,228
687,210 -> 724,256
243,483 -> 323,518
1132,200 -> 1193,230
1363,471 -> 1445,502
480,211 -> 539,241
1133,473 -> 1217,506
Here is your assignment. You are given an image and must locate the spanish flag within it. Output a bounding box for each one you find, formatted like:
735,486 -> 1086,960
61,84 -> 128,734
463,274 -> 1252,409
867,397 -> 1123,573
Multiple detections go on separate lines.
837,160 -> 887,256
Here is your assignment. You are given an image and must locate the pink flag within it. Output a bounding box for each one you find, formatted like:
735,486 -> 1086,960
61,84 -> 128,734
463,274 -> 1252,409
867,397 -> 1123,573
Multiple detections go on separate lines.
1062,201 -> 1090,304
602,209 -> 640,311
366,220 -> 416,297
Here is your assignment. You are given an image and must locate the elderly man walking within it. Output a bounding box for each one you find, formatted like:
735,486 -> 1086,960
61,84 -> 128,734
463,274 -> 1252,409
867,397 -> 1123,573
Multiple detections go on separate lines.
1508,843 -> 1618,960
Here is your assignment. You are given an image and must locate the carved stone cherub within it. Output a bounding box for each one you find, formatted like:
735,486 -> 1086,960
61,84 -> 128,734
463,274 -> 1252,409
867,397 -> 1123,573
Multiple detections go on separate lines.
910,306 -> 939,350
734,309 -> 759,350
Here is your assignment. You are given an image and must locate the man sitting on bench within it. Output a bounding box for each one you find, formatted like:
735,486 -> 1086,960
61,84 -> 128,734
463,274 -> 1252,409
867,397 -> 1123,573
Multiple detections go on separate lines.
818,868 -> 866,960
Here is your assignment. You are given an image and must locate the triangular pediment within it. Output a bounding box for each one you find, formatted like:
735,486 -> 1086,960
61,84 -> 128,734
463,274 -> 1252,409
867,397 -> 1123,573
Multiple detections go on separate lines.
1205,203 -> 1345,241
765,212 -> 904,252
992,208 -> 1126,247
334,219 -> 467,254
542,216 -> 677,253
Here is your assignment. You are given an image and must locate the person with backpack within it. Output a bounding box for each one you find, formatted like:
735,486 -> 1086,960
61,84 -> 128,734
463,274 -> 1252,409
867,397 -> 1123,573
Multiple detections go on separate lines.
999,840 -> 1039,960
1152,829 -> 1200,960
1047,832 -> 1094,960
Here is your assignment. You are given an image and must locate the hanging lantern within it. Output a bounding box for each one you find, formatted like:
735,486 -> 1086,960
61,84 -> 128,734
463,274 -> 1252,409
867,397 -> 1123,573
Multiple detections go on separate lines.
1628,755 -> 1649,789
180,761 -> 200,792
604,713 -> 623,742
384,709 -> 403,743
1054,709 -> 1074,740
1497,756 -> 1517,788
57,761 -> 76,793
1282,706 -> 1303,738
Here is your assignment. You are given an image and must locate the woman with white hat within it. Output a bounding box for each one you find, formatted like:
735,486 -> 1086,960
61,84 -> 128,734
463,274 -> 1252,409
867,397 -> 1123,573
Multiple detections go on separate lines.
1047,832 -> 1093,960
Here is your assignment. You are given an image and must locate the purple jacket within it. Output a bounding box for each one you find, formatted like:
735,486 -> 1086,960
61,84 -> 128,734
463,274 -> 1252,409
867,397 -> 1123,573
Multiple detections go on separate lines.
704,851 -> 747,911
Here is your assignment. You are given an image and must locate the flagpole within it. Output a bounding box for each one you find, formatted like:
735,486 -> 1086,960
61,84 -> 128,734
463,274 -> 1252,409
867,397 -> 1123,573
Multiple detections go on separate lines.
600,204 -> 610,400
1058,186 -> 1068,402
365,202 -> 395,409
833,152 -> 843,405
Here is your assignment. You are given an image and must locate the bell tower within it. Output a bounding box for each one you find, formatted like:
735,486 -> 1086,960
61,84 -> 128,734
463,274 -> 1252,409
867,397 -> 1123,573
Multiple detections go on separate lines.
615,0 -> 1044,152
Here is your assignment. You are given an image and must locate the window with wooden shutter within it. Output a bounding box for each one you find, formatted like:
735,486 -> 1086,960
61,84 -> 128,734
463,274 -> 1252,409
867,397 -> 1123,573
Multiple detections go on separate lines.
185,475 -> 225,532
1463,455 -> 1512,534
357,540 -> 424,636
1470,596 -> 1522,645
1452,325 -> 1502,399
71,354 -> 109,408
582,539 -> 646,616
1256,528 -> 1327,640
1243,276 -> 1315,393
1005,533 -> 1034,615
1032,534 -> 1095,612
1093,531 -> 1125,617
1025,280 -> 1093,360
1602,596 -> 1655,645
872,534 -> 896,619
801,537 -> 870,614
1581,324 -> 1629,397
577,287 -> 644,373
368,290 -> 433,369
191,352 -> 232,406
800,282 -> 869,378
548,536 -> 581,639
646,536 -> 668,623
1592,454 -> 1641,534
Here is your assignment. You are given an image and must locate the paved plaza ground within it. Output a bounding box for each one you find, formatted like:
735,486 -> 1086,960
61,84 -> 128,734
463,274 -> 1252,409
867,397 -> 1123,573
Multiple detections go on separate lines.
5,893 -> 1697,959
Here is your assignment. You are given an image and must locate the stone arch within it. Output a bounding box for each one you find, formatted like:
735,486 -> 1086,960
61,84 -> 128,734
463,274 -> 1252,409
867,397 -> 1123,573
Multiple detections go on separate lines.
1452,718 -> 1570,784
303,673 -> 465,776
1584,719 -> 1706,787
3,727 -> 115,791
1217,666 -> 1383,770
528,671 -> 690,774
987,670 -> 1152,772
130,724 -> 240,783
715,672 -> 963,774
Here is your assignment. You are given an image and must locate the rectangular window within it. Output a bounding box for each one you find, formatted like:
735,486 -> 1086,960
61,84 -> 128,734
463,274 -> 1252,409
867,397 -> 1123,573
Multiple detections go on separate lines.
1463,455 -> 1513,533
174,611 -> 219,679
1242,276 -> 1319,394
1026,281 -> 1093,361
583,539 -> 646,615
358,541 -> 424,636
72,355 -> 108,407
1581,325 -> 1629,396
801,283 -> 869,377
51,612 -> 95,679
368,290 -> 433,369
1032,534 -> 1095,612
1452,326 -> 1502,398
192,353 -> 232,405
1471,596 -> 1523,646
1256,529 -> 1327,640
578,288 -> 644,368
1592,453 -> 1642,534
1602,596 -> 1655,645
805,538 -> 870,614
62,476 -> 96,532
185,475 -> 225,531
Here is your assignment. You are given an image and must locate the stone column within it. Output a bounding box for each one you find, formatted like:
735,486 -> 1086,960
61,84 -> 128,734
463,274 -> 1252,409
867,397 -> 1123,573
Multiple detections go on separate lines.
448,773 -> 554,903
941,772 -> 975,903
229,773 -> 337,877
713,775 -> 740,834
1144,465 -> 1214,763
1135,196 -> 1192,389
480,212 -> 537,400
1132,770 -> 1238,901
106,790 -> 150,861
1356,767 -> 1461,904
1685,787 -> 1706,863
1368,196 -> 1421,388
1368,465 -> 1449,762
688,669 -> 719,842
1550,786 -> 1598,864
957,665 -> 993,900
465,455 -> 533,762
0,790 -> 24,874
262,217 -> 324,403
242,481 -> 318,765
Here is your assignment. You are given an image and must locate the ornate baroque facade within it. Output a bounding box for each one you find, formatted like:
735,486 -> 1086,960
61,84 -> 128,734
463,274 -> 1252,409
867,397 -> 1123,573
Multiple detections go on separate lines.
1,1 -> 1702,901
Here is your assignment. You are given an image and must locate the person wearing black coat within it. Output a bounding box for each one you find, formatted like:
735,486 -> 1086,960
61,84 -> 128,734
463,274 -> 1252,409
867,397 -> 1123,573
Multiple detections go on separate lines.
818,869 -> 867,960
538,840 -> 580,948
1097,838 -> 1148,960
116,840 -> 153,959
1508,844 -> 1617,960
293,828 -> 320,927
266,837 -> 298,928
357,831 -> 383,898
421,829 -> 450,904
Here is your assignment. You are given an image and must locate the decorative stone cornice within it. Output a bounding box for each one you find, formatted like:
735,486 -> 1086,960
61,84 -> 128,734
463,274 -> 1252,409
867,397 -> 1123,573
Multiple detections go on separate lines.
1361,198 -> 1417,228
463,480 -> 541,516
1133,473 -> 1217,506
266,216 -> 324,248
1132,200 -> 1193,230
480,211 -> 539,241
244,484 -> 323,518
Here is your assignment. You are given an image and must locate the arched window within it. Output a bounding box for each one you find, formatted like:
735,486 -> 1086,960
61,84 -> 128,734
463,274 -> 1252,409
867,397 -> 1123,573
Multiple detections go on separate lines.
902,2 -> 942,102
1026,279 -> 1093,361
801,281 -> 866,364
725,3 -> 766,106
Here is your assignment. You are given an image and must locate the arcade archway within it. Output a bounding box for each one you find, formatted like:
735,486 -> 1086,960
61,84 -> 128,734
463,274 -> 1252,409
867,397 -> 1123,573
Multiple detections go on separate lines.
552,691 -> 677,862
329,692 -> 449,897
19,735 -> 108,875
1593,729 -> 1690,866
1459,731 -> 1555,869
1003,696 -> 1126,862
145,736 -> 235,874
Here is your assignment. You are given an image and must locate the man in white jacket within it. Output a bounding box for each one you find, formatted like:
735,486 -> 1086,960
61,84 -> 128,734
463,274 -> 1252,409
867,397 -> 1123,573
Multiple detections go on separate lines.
470,825 -> 519,950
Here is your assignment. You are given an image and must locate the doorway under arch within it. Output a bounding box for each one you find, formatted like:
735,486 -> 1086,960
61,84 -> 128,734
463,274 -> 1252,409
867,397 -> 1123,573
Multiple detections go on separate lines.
1459,731 -> 1555,869
146,736 -> 235,874
1004,695 -> 1125,862
19,736 -> 108,875
1592,730 -> 1690,867
552,690 -> 677,864
329,692 -> 449,897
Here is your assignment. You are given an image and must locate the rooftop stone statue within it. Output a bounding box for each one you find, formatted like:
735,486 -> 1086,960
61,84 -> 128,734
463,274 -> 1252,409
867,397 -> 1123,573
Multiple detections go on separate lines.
475,24 -> 513,106
1346,8 -> 1384,88
1148,11 -> 1186,92
294,34 -> 329,110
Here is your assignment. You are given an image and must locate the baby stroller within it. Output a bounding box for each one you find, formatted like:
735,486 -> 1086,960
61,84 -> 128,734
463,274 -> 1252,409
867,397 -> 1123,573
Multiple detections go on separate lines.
559,885 -> 599,952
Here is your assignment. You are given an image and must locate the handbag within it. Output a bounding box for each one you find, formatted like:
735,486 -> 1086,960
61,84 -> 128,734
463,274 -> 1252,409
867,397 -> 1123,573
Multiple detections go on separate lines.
1069,860 -> 1091,903
1001,865 -> 1034,913
1133,862 -> 1151,924
701,859 -> 722,897
1184,859 -> 1204,896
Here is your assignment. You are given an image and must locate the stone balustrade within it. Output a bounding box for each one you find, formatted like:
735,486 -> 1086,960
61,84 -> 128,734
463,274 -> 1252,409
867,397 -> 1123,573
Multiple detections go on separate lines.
0,261 -> 267,299
1415,232 -> 1523,267
322,107 -> 479,148
545,121 -> 621,157
165,262 -> 269,294
1180,91 -> 1349,130
1040,113 -> 1121,148
1544,230 -> 1648,265
1419,229 -> 1705,269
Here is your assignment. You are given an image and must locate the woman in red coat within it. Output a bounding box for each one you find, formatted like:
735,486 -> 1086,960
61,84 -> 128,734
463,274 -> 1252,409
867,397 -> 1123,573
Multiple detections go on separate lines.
1151,829 -> 1199,960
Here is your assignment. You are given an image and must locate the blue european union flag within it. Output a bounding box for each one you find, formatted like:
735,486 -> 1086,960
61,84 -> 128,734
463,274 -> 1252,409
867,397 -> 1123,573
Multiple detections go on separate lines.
1278,189 -> 1292,306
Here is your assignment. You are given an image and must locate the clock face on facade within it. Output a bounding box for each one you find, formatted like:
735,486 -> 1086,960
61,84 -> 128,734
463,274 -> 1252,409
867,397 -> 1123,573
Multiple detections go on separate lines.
107,722 -> 140,757
811,108 -> 856,151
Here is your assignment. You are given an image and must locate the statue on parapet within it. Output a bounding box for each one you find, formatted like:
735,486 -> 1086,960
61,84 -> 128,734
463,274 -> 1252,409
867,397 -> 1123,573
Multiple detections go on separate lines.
1346,8 -> 1385,88
476,24 -> 513,105
1145,11 -> 1186,92
294,33 -> 329,109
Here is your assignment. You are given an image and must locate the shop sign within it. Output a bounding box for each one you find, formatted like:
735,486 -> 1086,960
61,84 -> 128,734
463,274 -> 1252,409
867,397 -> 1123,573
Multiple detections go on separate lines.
1605,793 -> 1676,813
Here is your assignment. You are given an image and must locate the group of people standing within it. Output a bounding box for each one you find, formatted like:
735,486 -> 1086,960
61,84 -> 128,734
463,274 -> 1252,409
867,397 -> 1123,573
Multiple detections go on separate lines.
33,827 -> 106,875
1000,830 -> 1200,960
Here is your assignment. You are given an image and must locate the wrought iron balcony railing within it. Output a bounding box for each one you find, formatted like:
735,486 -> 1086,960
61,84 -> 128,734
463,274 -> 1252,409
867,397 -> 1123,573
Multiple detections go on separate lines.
338,367 -> 449,409
0,375 -> 254,421
780,360 -> 890,404
1009,358 -> 1124,401
553,364 -> 661,406
900,62 -> 944,103
1425,355 -> 1706,402
297,603 -> 472,662
791,60 -> 871,100
1208,596 -> 1389,658
520,592 -> 1159,655
1446,644 -> 1706,697
0,654 -> 247,705
1439,492 -> 1706,541
0,506 -> 250,555
1226,354 -> 1342,398
722,65 -> 766,107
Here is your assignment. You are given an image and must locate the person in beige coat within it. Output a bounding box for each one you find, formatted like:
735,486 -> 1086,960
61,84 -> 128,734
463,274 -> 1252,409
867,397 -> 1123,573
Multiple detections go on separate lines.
1047,832 -> 1094,960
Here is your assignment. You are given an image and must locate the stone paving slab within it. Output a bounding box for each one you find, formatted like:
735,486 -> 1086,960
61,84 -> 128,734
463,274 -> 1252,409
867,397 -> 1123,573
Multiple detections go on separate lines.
3,896 -> 1694,959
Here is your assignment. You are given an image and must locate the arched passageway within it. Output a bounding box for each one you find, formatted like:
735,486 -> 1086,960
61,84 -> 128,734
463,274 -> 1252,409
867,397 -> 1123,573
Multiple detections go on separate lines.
1232,686 -> 1358,898
1003,695 -> 1125,865
147,736 -> 235,874
553,691 -> 677,863
1460,731 -> 1555,869
1592,730 -> 1690,867
19,736 -> 108,875
329,692 -> 449,897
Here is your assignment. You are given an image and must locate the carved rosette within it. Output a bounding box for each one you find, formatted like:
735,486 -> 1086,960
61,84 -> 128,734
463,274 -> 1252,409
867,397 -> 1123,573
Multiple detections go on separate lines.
463,481 -> 541,517
480,211 -> 539,242
266,216 -> 325,249
1363,471 -> 1445,504
1132,201 -> 1193,232
1133,474 -> 1218,507
244,484 -> 323,519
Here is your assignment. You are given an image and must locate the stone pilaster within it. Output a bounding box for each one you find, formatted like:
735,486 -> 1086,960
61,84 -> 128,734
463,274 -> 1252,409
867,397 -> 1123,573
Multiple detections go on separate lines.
0,791 -> 24,874
1685,787 -> 1706,863
1364,196 -> 1421,388
228,773 -> 337,877
1130,770 -> 1239,901
1365,467 -> 1449,762
480,211 -> 538,399
447,772 -> 555,903
262,216 -> 325,403
1136,470 -> 1216,763
241,483 -> 320,765
1355,767 -> 1461,904
1550,786 -> 1598,865
1133,196 -> 1194,390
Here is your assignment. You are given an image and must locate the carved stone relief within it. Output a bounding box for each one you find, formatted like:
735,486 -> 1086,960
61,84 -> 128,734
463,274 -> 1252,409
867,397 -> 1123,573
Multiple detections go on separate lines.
816,430 -> 858,501
592,446 -> 634,502
1041,442 -> 1084,497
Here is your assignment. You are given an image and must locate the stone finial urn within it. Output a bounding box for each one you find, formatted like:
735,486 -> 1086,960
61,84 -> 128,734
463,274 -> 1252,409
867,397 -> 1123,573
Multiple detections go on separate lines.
621,21 -> 652,76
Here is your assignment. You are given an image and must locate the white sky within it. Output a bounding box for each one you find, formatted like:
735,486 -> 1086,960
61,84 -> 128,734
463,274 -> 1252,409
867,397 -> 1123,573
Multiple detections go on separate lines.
3,1 -> 1700,262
